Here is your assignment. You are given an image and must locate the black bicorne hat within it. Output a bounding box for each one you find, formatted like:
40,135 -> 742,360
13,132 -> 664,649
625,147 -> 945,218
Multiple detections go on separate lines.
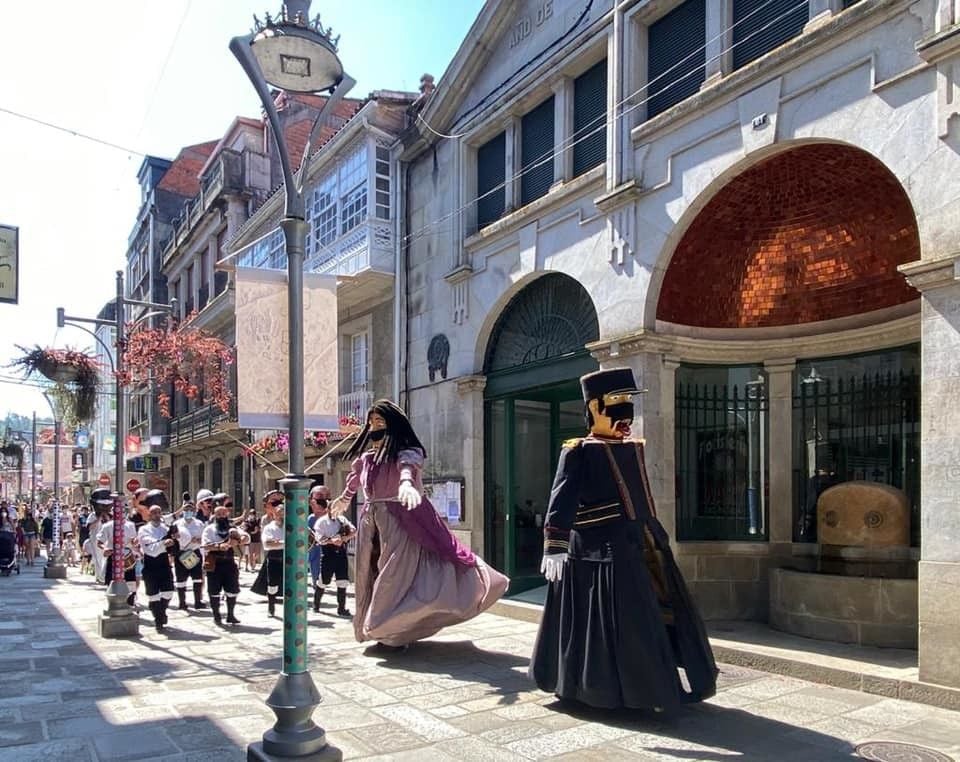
142,489 -> 169,512
580,368 -> 642,403
90,487 -> 115,506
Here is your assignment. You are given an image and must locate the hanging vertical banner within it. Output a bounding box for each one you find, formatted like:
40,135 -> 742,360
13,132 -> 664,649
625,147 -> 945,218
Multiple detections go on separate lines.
0,224 -> 19,304
234,267 -> 339,430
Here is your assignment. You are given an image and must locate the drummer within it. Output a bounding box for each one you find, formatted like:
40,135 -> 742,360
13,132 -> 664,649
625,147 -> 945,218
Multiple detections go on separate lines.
94,487 -> 140,607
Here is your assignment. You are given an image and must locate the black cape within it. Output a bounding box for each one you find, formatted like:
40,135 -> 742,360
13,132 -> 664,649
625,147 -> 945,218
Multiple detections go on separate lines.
529,437 -> 718,710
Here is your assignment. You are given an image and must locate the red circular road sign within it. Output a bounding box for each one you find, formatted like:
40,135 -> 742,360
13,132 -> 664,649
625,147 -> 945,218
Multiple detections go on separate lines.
97,473 -> 111,486
125,478 -> 141,492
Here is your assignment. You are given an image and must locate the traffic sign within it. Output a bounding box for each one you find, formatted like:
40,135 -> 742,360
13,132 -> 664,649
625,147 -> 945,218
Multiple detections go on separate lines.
125,478 -> 141,492
97,473 -> 111,486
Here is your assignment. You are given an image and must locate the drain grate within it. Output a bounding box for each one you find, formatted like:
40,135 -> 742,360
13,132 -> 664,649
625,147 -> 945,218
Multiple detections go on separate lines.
855,741 -> 955,762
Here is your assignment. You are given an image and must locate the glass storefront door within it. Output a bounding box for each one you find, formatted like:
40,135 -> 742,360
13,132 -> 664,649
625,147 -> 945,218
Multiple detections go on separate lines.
485,383 -> 585,593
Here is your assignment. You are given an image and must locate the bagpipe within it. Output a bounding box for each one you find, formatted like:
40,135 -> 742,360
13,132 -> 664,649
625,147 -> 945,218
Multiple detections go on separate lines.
201,528 -> 245,572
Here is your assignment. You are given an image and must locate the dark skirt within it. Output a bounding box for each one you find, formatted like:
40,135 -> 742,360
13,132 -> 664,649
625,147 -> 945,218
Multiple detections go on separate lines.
529,526 -> 717,710
251,549 -> 283,596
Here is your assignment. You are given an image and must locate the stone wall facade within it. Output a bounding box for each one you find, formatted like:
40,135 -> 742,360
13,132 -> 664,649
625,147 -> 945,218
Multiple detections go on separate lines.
399,0 -> 960,688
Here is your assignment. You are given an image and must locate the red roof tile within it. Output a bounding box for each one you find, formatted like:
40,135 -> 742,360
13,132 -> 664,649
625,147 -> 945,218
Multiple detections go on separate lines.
157,140 -> 219,196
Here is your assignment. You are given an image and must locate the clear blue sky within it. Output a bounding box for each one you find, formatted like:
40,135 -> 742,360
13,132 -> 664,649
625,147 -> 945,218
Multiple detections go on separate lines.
0,0 -> 484,419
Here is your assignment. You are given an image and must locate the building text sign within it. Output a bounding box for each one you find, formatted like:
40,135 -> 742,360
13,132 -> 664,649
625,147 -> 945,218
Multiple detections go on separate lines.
0,224 -> 18,304
510,0 -> 554,48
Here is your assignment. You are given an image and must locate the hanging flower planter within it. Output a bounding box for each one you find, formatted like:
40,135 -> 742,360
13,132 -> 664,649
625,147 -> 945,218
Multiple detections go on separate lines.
8,345 -> 101,422
0,441 -> 23,468
118,322 -> 234,418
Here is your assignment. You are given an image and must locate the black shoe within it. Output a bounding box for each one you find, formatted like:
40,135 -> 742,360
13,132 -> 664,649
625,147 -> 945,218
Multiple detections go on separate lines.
267,594 -> 276,618
336,588 -> 350,618
225,598 -> 240,625
313,587 -> 323,613
210,596 -> 222,625
177,590 -> 188,610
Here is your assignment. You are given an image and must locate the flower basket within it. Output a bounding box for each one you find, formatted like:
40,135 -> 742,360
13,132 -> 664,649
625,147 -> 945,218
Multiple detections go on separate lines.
0,442 -> 23,468
8,345 -> 101,422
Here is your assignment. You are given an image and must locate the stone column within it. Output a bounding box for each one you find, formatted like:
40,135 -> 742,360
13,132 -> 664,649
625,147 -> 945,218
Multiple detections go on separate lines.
552,78 -> 572,185
901,255 -> 960,688
764,359 -> 796,547
457,375 -> 487,553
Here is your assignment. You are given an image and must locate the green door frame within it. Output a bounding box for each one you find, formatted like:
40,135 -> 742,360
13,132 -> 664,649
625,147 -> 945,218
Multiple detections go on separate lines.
485,363 -> 594,594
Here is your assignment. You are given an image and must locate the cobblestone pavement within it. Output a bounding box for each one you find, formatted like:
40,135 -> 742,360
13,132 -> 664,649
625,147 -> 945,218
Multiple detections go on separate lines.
0,559 -> 958,761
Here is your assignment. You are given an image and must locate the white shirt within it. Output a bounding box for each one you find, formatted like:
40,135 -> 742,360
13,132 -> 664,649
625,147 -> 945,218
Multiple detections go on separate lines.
138,522 -> 173,558
175,518 -> 206,551
201,523 -> 250,549
312,515 -> 354,542
261,521 -> 284,547
96,520 -> 138,553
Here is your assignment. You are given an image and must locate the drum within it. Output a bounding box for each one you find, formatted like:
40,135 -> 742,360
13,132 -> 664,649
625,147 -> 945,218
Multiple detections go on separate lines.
178,550 -> 200,570
122,548 -> 137,571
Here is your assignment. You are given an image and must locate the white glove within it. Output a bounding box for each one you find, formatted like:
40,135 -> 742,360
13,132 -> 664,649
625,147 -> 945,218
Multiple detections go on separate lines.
540,553 -> 567,583
398,480 -> 422,511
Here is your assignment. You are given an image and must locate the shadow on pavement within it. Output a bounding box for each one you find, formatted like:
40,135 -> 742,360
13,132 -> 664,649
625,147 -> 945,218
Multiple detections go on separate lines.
0,565 -> 264,761
542,697 -> 857,761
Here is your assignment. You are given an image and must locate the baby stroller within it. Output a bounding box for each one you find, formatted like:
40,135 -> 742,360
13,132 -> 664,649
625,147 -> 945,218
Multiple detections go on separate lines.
0,530 -> 19,576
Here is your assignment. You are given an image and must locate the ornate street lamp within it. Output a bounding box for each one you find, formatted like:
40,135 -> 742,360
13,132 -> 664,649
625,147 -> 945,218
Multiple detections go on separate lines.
231,3 -> 352,759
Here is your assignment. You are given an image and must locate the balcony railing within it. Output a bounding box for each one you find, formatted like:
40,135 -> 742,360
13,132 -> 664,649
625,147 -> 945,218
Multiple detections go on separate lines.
339,389 -> 373,422
168,401 -> 237,450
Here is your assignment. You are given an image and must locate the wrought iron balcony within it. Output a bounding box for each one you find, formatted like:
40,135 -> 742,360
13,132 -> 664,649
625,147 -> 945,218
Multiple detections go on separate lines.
167,401 -> 239,451
338,389 -> 372,422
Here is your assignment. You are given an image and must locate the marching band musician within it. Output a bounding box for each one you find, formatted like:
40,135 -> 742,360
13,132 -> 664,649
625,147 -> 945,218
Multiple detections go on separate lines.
137,491 -> 176,633
201,504 -> 249,626
173,502 -> 207,610
309,488 -> 356,617
94,487 -> 140,607
307,485 -> 330,602
252,490 -> 285,617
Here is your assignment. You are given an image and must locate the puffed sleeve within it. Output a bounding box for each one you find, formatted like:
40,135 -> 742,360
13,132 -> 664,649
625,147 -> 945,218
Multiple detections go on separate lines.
543,442 -> 584,555
397,448 -> 425,468
342,454 -> 364,499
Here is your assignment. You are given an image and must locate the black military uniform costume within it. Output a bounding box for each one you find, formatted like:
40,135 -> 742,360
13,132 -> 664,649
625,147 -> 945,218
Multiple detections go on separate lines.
530,368 -> 717,711
201,515 -> 248,626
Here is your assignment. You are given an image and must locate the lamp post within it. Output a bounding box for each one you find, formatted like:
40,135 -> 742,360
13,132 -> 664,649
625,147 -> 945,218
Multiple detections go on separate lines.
41,391 -> 67,579
231,3 -> 352,759
58,270 -> 174,637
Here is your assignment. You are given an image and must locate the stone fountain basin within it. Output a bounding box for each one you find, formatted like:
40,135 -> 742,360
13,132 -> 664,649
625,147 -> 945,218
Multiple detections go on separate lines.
770,567 -> 917,648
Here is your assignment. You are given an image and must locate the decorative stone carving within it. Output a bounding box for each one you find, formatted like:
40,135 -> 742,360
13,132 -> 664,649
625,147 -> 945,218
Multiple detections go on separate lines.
427,334 -> 451,382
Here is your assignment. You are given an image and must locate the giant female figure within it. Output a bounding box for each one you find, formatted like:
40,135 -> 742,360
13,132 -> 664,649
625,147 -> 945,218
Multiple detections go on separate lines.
330,399 -> 509,650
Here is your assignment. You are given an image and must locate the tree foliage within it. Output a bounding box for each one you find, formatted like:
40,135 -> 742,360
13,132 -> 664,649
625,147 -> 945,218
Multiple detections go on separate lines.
117,321 -> 234,418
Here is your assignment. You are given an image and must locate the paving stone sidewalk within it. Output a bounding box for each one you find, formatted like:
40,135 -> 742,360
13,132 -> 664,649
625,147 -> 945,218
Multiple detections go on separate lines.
0,558 -> 958,761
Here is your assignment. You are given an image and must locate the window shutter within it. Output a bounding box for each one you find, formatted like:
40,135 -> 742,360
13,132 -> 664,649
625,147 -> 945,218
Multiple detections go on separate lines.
521,96 -> 555,206
647,0 -> 706,120
733,0 -> 809,71
476,132 -> 506,230
573,60 -> 607,177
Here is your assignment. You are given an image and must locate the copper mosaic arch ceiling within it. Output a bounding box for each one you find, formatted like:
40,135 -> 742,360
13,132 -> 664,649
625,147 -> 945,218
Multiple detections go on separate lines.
656,144 -> 920,328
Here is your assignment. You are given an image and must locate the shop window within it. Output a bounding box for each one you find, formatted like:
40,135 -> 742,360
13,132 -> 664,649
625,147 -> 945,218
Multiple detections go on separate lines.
212,457 -> 223,492
675,365 -> 768,541
476,132 -> 506,229
792,346 -> 920,545
572,59 -> 607,176
647,0 -> 706,120
520,96 -> 555,206
232,456 -> 244,512
732,0 -> 809,71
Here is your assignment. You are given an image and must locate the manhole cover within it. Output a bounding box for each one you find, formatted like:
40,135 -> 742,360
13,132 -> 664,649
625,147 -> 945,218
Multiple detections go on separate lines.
855,741 -> 955,762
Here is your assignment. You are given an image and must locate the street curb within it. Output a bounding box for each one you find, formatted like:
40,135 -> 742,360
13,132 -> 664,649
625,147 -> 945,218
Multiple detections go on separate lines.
491,598 -> 960,712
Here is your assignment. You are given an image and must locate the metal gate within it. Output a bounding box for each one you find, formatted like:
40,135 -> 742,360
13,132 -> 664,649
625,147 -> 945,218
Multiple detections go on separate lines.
676,372 -> 768,541
793,369 -> 920,544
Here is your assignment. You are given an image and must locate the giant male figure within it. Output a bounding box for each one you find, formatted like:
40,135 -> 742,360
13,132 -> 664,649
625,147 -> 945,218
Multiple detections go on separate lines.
530,368 -> 717,710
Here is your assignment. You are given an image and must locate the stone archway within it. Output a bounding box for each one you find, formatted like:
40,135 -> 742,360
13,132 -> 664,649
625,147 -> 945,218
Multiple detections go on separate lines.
656,143 -> 920,329
482,272 -> 599,591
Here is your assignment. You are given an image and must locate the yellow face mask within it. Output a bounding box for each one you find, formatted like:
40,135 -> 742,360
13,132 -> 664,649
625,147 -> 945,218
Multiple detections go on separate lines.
587,395 -> 635,439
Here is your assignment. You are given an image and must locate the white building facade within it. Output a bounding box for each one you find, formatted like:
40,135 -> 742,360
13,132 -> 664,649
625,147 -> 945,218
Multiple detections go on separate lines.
399,0 -> 960,690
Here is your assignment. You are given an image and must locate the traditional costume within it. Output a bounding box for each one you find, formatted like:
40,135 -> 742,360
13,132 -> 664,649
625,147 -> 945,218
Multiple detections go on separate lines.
332,399 -> 508,649
201,515 -> 248,626
529,368 -> 718,710
137,490 -> 175,632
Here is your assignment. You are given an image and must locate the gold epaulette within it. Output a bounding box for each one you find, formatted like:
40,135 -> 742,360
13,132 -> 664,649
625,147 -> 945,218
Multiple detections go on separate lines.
581,436 -> 646,445
562,437 -> 584,449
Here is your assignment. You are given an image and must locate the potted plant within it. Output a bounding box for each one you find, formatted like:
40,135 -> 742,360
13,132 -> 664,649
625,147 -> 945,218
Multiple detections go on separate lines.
8,345 -> 101,422
118,321 -> 234,417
